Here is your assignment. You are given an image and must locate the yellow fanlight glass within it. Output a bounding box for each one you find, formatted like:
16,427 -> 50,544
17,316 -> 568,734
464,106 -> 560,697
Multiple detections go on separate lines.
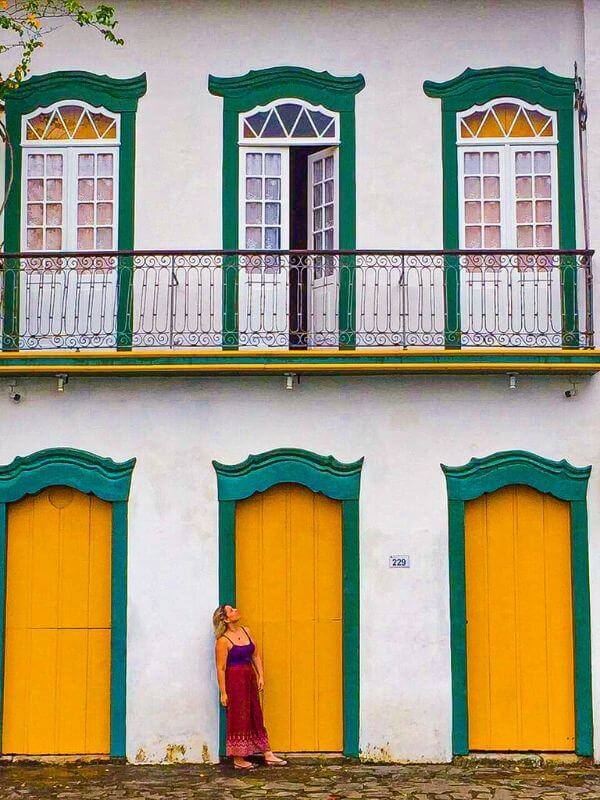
74,111 -> 100,139
25,104 -> 118,141
59,105 -> 84,136
510,108 -> 536,138
26,111 -> 52,139
44,112 -> 69,140
461,102 -> 554,140
92,113 -> 117,139
493,102 -> 519,134
477,111 -> 504,138
462,110 -> 485,136
529,109 -> 554,136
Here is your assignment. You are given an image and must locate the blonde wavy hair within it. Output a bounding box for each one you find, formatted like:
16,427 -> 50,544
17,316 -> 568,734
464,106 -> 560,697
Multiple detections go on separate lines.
212,604 -> 229,639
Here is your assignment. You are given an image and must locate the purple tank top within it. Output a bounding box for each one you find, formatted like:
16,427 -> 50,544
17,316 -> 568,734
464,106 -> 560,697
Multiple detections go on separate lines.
225,630 -> 255,666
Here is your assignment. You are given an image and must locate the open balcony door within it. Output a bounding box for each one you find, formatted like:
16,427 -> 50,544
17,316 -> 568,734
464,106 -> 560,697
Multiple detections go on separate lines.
238,148 -> 290,348
307,148 -> 339,348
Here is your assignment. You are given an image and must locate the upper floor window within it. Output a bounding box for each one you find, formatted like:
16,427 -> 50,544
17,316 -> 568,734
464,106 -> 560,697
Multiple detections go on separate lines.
457,99 -> 558,249
22,102 -> 119,251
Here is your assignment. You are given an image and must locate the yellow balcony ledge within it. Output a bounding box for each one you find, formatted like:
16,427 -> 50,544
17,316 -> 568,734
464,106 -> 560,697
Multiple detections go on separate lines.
0,348 -> 598,376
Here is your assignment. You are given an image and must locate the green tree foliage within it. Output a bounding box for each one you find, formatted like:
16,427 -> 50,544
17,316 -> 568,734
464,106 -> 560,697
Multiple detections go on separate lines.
0,1 -> 123,219
0,1 -> 123,98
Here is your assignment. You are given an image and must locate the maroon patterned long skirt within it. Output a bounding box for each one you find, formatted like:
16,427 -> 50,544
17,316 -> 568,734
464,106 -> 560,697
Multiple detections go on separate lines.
225,664 -> 270,756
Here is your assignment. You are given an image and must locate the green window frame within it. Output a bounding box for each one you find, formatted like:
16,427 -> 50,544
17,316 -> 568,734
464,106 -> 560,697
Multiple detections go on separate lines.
423,67 -> 578,348
0,447 -> 136,757
442,449 -> 593,756
208,66 -> 365,350
3,70 -> 147,351
213,447 -> 363,757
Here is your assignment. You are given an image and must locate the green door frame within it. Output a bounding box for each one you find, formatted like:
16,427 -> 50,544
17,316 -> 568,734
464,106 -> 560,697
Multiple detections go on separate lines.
442,449 -> 593,756
0,447 -> 136,757
3,71 -> 147,351
423,66 -> 578,348
213,447 -> 363,756
208,66 -> 365,350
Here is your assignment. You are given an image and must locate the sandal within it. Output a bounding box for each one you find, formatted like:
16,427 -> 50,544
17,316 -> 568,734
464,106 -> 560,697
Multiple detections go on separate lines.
265,757 -> 288,766
233,761 -> 256,770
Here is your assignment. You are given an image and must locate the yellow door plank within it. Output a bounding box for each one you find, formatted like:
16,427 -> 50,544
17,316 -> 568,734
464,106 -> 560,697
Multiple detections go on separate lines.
289,619 -> 316,750
289,487 -> 316,750
314,494 -> 342,751
85,629 -> 111,753
236,484 -> 343,753
465,496 -> 491,749
261,487 -> 289,619
3,488 -> 111,755
261,486 -> 291,751
88,496 -> 112,629
26,629 -> 58,754
289,486 -> 315,623
486,487 -> 519,749
30,496 -> 60,629
315,496 -> 343,622
465,485 -> 575,752
515,487 -> 549,748
262,620 -> 291,750
315,620 -> 343,750
56,629 -> 88,753
2,630 -> 30,753
235,494 -> 262,629
58,492 -> 91,629
4,500 -> 33,631
544,495 -> 575,749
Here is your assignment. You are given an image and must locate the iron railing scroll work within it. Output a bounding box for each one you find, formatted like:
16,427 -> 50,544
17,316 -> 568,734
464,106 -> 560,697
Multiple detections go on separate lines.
0,249 -> 593,352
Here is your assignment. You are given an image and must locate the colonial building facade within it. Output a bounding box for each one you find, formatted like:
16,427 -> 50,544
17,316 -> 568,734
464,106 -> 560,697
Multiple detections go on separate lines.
0,0 -> 600,765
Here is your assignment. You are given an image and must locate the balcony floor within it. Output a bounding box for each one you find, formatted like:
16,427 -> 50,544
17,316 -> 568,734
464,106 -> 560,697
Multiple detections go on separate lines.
0,348 -> 599,376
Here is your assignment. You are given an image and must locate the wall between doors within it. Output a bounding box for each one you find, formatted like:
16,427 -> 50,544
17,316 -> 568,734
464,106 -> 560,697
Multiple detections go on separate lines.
0,373 -> 598,763
0,0 -> 585,249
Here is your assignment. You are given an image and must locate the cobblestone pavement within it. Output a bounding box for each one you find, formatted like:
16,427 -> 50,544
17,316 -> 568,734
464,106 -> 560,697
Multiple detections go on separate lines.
0,760 -> 600,800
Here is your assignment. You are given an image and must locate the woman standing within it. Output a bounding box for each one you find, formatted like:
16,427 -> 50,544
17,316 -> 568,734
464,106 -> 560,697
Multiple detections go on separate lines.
213,604 -> 287,769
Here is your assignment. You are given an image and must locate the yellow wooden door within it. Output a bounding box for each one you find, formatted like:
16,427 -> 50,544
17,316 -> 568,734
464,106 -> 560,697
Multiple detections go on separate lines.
236,483 -> 343,752
3,486 -> 112,755
465,485 -> 575,751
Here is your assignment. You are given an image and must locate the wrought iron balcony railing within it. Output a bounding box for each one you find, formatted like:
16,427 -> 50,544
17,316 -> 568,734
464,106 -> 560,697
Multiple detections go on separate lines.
0,249 -> 593,351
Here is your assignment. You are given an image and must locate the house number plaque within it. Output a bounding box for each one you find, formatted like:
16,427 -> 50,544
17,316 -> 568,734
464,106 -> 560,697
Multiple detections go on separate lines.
389,555 -> 410,568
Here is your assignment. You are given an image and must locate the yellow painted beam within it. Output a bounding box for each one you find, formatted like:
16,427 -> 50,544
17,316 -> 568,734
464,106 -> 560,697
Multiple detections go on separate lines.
0,347 -> 596,359
0,362 -> 596,375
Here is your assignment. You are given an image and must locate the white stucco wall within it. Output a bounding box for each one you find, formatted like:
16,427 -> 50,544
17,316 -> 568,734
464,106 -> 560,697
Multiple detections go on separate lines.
0,371 -> 598,762
0,0 -> 585,250
0,0 -> 597,765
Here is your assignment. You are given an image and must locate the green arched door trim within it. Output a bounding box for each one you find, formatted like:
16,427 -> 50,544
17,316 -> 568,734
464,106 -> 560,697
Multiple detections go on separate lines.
442,449 -> 592,756
0,447 -> 136,757
208,66 -> 365,350
423,66 -> 577,347
213,447 -> 363,756
3,70 -> 147,351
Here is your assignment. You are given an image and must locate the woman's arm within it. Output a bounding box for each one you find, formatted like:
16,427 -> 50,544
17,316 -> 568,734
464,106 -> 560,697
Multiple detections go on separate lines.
248,628 -> 265,691
215,637 -> 229,706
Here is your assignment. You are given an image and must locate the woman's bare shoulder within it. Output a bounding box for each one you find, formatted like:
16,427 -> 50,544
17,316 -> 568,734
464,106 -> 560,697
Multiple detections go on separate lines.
216,635 -> 231,649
